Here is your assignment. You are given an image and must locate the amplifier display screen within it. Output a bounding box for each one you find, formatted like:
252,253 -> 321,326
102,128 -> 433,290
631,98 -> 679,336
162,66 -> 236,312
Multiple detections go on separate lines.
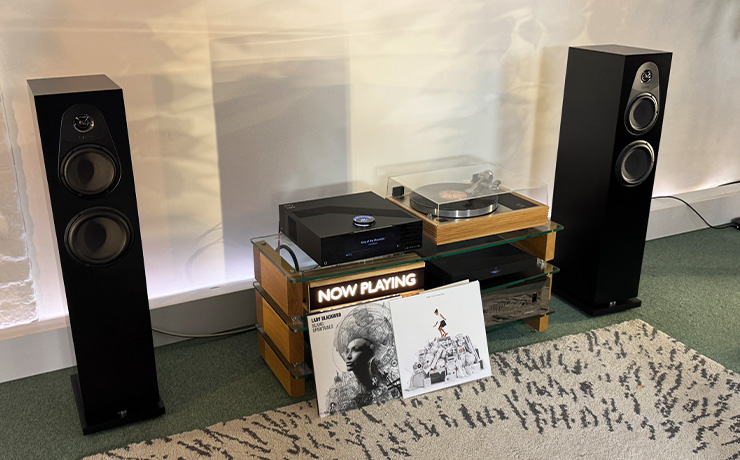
345,228 -> 401,259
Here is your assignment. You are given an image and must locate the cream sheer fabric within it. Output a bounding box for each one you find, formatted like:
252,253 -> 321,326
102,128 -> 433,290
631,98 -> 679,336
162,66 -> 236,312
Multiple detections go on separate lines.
0,87 -> 37,329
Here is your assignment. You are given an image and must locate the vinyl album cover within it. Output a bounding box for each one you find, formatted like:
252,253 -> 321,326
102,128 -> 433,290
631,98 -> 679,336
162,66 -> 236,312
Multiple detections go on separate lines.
308,301 -> 402,418
390,281 -> 491,399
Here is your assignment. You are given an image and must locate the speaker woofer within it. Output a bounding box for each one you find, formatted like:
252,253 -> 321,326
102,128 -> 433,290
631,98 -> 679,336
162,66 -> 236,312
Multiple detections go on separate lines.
65,208 -> 132,265
60,144 -> 120,197
625,92 -> 658,135
616,140 -> 655,187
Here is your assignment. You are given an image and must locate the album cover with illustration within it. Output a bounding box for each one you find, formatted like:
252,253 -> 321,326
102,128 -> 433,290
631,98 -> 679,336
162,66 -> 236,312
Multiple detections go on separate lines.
389,281 -> 491,399
308,300 -> 402,418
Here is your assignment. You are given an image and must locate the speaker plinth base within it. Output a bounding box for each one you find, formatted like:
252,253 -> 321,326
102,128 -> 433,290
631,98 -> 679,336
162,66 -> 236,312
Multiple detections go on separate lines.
71,374 -> 165,435
553,288 -> 642,317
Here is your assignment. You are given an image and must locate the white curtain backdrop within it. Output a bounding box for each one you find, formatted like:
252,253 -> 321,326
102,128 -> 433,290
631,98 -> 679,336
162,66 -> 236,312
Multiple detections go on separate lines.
0,86 -> 37,328
1,0 -> 738,321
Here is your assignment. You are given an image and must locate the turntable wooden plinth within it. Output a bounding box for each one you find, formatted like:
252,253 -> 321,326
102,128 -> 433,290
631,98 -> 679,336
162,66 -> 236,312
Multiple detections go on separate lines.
388,193 -> 549,245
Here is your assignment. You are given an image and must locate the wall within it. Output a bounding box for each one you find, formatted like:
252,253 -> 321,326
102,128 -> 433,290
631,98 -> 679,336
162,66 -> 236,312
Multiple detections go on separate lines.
0,88 -> 37,327
1,1 -> 739,325
0,287 -> 255,383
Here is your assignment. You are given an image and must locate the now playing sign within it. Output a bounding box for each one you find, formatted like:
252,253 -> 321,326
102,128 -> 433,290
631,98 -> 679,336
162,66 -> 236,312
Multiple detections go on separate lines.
308,266 -> 425,312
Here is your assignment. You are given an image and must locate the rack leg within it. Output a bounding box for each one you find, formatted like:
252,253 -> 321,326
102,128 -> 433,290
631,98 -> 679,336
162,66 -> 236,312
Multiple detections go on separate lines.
526,314 -> 549,332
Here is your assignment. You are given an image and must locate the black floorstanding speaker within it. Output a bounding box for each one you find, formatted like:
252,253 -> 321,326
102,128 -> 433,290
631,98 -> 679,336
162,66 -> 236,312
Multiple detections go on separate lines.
551,45 -> 672,316
28,75 -> 165,434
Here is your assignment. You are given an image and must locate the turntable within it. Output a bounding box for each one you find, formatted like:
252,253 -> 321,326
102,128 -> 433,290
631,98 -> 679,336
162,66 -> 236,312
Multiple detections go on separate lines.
387,164 -> 549,244
408,169 -> 502,219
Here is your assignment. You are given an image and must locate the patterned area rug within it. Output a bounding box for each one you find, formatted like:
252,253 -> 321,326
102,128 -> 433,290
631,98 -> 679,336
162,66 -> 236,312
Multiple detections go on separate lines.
87,320 -> 740,459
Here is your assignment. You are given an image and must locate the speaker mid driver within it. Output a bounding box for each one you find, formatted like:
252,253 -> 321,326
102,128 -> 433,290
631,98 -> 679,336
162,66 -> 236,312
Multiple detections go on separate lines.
625,93 -> 658,135
60,144 -> 120,197
65,208 -> 132,265
615,140 -> 655,187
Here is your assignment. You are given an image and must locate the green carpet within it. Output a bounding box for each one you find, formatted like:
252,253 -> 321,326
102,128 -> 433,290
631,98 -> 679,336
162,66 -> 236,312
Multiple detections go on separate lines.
85,319 -> 740,460
0,227 -> 737,459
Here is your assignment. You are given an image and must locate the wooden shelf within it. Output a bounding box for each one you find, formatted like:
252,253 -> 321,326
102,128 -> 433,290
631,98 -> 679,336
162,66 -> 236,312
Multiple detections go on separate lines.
252,222 -> 562,397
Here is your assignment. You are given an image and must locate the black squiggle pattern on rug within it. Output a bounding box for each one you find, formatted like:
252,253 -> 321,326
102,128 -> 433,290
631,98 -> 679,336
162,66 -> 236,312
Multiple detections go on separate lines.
86,320 -> 740,460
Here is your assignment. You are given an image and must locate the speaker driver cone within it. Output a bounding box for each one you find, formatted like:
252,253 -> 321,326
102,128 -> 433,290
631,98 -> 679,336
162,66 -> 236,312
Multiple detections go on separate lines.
60,144 -> 120,196
625,93 -> 658,135
65,208 -> 132,265
616,140 -> 655,187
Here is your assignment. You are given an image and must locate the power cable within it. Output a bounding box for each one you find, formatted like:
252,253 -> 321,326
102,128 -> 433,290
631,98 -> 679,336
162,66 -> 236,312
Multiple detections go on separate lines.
151,324 -> 256,339
652,195 -> 736,230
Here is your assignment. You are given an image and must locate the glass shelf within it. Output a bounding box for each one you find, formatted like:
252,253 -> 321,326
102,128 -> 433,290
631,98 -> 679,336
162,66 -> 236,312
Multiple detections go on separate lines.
251,221 -> 562,284
254,282 -> 307,332
484,310 -> 554,333
256,265 -> 556,334
479,262 -> 559,293
481,274 -> 552,329
417,221 -> 561,260
251,237 -> 423,284
255,323 -> 313,379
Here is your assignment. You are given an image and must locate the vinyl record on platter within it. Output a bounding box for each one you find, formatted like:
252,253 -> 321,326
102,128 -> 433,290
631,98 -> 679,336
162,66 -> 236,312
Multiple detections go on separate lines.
409,182 -> 499,218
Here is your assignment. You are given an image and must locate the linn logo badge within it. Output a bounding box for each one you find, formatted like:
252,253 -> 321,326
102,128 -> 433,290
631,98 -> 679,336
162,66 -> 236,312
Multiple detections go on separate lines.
73,114 -> 95,133
308,267 -> 424,311
640,69 -> 652,83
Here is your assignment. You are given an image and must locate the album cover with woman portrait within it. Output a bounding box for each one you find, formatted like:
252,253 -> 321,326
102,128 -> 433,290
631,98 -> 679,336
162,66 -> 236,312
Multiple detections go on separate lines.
389,281 -> 492,399
308,300 -> 402,418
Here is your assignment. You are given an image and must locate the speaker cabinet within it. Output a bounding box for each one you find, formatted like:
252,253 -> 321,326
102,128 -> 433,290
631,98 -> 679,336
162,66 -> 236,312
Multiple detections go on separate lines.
551,45 -> 672,315
28,75 -> 165,434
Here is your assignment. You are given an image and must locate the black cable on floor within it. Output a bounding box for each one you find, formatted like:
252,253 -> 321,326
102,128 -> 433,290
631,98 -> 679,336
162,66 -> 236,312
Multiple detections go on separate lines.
152,325 -> 256,339
652,195 -> 736,230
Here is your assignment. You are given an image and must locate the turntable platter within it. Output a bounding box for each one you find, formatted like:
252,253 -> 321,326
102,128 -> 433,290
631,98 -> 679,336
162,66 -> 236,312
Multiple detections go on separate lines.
409,182 -> 499,218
